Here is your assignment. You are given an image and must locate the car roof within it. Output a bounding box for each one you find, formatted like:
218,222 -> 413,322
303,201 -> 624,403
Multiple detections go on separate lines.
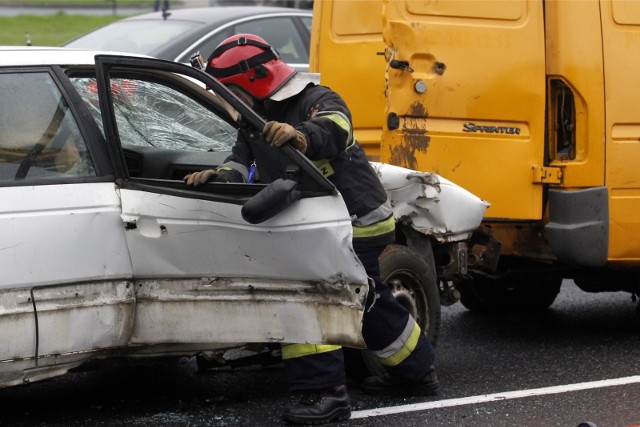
0,47 -> 145,67
63,5 -> 312,63
120,6 -> 311,24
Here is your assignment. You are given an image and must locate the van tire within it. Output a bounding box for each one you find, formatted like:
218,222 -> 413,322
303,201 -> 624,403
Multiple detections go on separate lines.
457,275 -> 562,313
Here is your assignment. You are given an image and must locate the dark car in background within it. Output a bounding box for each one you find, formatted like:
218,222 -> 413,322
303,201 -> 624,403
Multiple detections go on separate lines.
63,6 -> 312,69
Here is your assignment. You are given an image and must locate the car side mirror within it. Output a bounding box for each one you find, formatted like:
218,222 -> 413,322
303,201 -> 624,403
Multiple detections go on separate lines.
241,178 -> 301,224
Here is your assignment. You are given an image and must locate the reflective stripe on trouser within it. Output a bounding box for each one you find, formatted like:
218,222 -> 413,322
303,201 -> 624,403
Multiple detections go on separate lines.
370,315 -> 422,367
282,344 -> 346,391
362,283 -> 435,380
354,239 -> 436,382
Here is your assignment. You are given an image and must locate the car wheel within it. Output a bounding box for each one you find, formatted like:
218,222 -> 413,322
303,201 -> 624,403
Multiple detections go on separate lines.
344,243 -> 441,382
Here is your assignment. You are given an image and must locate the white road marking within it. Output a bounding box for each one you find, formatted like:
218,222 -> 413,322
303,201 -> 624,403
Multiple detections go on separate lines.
351,375 -> 640,419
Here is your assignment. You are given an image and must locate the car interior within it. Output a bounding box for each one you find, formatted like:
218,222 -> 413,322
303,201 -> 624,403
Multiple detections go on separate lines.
69,71 -> 237,179
66,66 -> 333,203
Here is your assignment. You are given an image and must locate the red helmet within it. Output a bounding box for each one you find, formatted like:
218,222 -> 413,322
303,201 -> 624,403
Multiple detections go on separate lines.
205,34 -> 296,100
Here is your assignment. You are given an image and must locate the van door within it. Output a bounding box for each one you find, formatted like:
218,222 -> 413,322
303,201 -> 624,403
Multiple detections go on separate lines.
381,0 -> 547,220
600,0 -> 640,261
310,2 -> 387,161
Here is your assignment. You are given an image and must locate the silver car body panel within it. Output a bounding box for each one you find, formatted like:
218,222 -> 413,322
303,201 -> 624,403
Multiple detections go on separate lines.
119,189 -> 363,282
131,278 -> 366,347
0,181 -> 136,387
0,183 -> 132,289
0,182 -> 368,387
372,162 -> 490,243
0,48 -> 119,66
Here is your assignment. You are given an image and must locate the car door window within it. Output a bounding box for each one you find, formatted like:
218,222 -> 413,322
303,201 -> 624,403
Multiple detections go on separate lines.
72,77 -> 237,152
72,75 -> 238,179
0,72 -> 96,182
177,17 -> 308,66
91,56 -> 333,192
235,17 -> 307,64
301,16 -> 312,33
177,31 -> 230,64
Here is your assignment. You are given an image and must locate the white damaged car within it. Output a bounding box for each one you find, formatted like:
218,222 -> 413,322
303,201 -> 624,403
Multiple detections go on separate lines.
0,47 -> 488,387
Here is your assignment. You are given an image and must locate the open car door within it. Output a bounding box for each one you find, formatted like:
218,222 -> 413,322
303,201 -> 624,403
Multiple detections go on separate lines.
93,55 -> 368,351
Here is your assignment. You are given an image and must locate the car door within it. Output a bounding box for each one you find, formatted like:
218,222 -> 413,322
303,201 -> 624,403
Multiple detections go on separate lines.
0,66 -> 134,387
93,55 -> 368,350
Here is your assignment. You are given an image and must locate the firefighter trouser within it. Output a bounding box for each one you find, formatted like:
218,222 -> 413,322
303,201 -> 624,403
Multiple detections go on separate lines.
282,241 -> 436,391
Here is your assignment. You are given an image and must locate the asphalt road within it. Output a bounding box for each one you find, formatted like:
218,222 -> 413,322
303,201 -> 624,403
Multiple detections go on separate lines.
1,280 -> 639,426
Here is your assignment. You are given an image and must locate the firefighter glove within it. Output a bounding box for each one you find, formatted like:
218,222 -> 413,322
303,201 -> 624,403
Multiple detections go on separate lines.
184,169 -> 225,186
263,121 -> 307,153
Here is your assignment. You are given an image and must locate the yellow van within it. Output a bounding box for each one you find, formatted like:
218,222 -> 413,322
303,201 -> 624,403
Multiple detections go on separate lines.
312,0 -> 640,311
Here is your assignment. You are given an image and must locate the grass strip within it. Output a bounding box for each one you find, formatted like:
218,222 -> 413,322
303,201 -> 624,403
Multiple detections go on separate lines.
0,0 -> 158,6
0,13 -> 123,46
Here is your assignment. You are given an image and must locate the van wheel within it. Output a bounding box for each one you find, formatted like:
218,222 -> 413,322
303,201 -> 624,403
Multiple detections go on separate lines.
457,275 -> 562,313
344,244 -> 441,382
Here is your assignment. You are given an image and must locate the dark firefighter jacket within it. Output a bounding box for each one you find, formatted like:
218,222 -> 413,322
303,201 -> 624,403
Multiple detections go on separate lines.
218,83 -> 395,243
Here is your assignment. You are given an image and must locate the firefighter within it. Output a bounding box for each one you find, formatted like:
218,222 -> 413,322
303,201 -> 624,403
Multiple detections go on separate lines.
184,34 -> 439,425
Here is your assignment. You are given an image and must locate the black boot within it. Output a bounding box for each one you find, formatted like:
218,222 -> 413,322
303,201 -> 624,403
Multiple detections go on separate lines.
283,384 -> 351,425
361,366 -> 440,396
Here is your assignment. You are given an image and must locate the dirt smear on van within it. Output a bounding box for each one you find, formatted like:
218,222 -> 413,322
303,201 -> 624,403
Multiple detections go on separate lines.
389,102 -> 430,170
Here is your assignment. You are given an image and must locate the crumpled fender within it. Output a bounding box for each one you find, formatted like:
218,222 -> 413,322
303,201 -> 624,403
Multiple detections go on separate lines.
371,162 -> 490,243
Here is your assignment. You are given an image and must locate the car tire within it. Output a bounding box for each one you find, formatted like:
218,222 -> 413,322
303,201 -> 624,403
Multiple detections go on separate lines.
344,243 -> 441,383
